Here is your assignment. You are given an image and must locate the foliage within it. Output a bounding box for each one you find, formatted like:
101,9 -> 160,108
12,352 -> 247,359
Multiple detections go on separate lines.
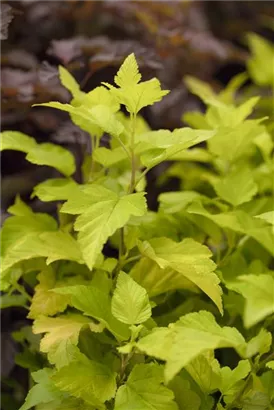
1,34 -> 274,410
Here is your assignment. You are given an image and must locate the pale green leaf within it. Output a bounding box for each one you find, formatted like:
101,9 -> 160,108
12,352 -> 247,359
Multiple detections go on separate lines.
1,131 -> 75,176
114,363 -> 178,410
220,360 -> 251,397
103,55 -> 169,115
0,294 -> 28,309
84,86 -> 120,112
242,390 -> 271,410
207,120 -> 263,162
54,285 -> 130,341
136,311 -> 246,382
218,72 -> 248,104
158,191 -> 202,214
114,53 -> 142,88
61,186 -> 147,270
59,66 -> 81,97
33,314 -> 92,368
214,167 -> 258,206
183,111 -> 210,129
19,368 -> 63,410
260,371 -> 274,402
130,257 -> 197,297
26,142 -> 75,176
138,237 -> 223,313
138,128 -> 214,168
1,207 -> 57,272
52,355 -> 116,408
28,266 -> 70,319
105,78 -> 169,115
266,361 -> 274,370
228,274 -> 274,328
35,102 -> 124,137
187,201 -> 274,256
206,97 -> 259,128
255,211 -> 274,232
7,195 -> 33,216
247,33 -> 274,86
32,178 -> 79,202
185,351 -> 221,394
36,397 -> 96,410
111,272 -> 151,325
93,146 -> 128,167
0,131 -> 36,152
245,329 -> 272,358
184,76 -> 217,105
39,231 -> 84,265
168,376 -> 201,410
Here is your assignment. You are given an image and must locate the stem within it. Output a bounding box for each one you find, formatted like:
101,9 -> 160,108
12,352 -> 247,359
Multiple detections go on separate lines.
13,283 -> 32,303
119,228 -> 126,262
128,113 -> 137,194
258,351 -> 274,371
118,351 -> 134,385
226,373 -> 252,410
121,255 -> 141,268
134,166 -> 150,192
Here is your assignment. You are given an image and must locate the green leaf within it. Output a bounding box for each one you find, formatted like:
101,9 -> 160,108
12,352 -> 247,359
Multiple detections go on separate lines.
0,294 -> 28,309
136,311 -> 246,382
184,76 -> 217,105
187,201 -> 274,256
28,266 -> 69,319
1,205 -> 57,272
33,314 -> 93,368
35,102 -> 124,137
26,143 -> 75,176
138,128 -> 214,169
19,368 -> 63,410
214,167 -> 258,206
111,272 -> 151,325
52,355 -> 117,407
32,179 -> 79,202
245,329 -> 272,359
61,186 -> 147,270
0,131 -> 75,176
220,360 -> 251,398
207,120 -> 262,162
0,131 -> 36,152
206,97 -> 259,128
266,361 -> 274,370
242,390 -> 271,410
138,237 -> 223,313
114,53 -> 142,88
59,66 -> 81,98
255,211 -> 274,233
54,285 -> 130,341
36,397 -> 96,410
130,257 -> 197,297
168,375 -> 201,410
114,363 -> 178,410
7,195 -> 34,216
247,33 -> 274,86
158,191 -> 202,214
185,351 -> 221,394
103,53 -> 169,115
39,231 -> 84,265
228,274 -> 274,328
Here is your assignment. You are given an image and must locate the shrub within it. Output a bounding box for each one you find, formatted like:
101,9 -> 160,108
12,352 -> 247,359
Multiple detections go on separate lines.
1,33 -> 274,410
